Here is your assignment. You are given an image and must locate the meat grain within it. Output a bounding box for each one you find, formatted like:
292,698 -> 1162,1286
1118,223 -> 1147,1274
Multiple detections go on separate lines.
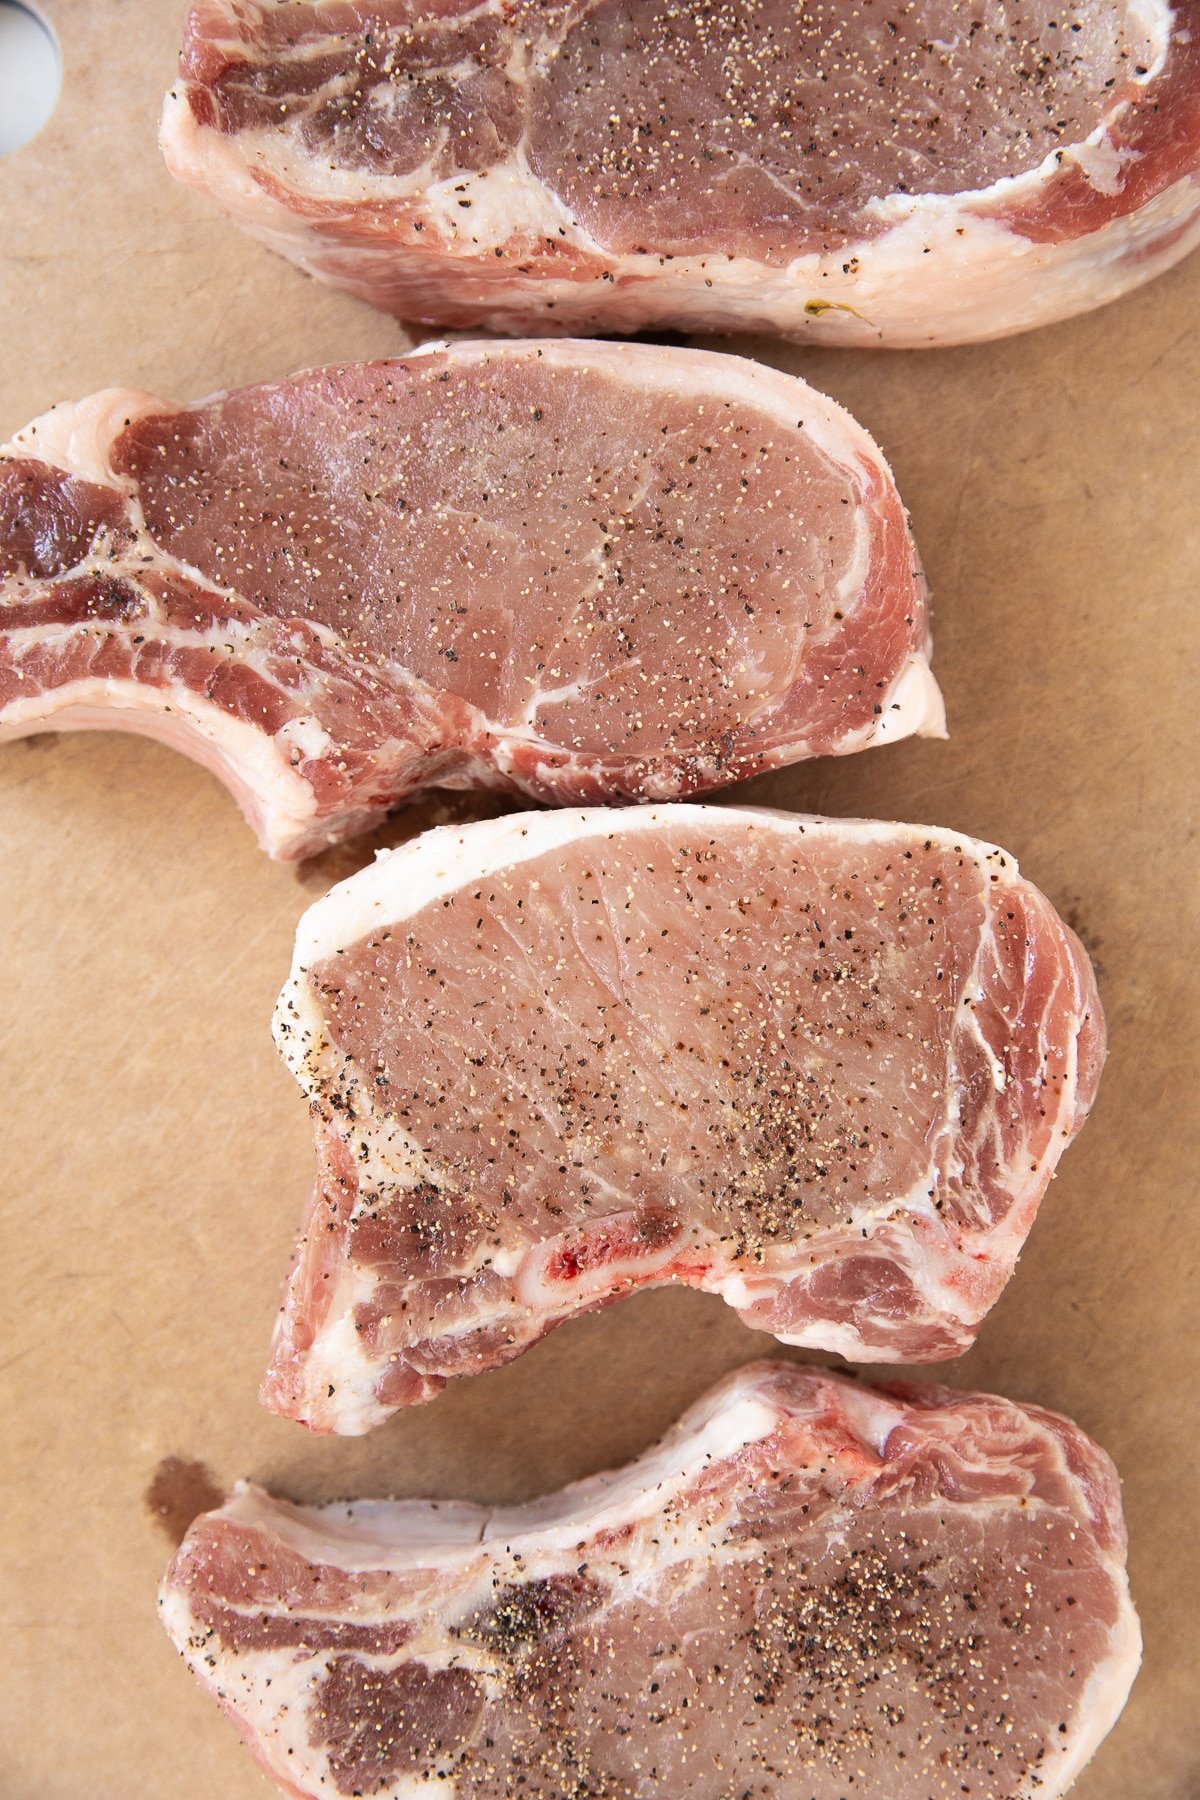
266,805 -> 1104,1433
163,0 -> 1200,344
0,341 -> 939,858
160,1362 -> 1141,1799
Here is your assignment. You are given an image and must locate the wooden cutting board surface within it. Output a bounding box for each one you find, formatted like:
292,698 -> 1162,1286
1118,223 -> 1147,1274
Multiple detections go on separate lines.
1,6 -> 1197,1796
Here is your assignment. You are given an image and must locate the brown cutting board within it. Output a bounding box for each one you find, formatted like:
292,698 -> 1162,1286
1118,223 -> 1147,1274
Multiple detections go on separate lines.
2,5 -> 1197,1796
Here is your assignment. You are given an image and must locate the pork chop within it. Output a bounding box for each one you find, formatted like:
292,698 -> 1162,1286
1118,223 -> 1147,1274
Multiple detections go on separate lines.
0,341 -> 939,859
162,0 -> 1200,345
264,805 -> 1104,1434
160,1361 -> 1141,1799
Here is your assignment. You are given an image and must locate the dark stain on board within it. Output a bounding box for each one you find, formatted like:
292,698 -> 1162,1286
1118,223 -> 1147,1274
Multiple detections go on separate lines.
1061,899 -> 1105,976
145,1456 -> 224,1546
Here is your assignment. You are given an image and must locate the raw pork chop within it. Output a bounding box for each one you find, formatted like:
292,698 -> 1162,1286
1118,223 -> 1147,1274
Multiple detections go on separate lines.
162,0 -> 1200,346
160,1362 -> 1141,1799
0,341 -> 939,859
265,805 -> 1104,1434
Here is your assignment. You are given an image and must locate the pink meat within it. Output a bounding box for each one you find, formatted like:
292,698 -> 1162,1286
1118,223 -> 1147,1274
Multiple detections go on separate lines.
160,1362 -> 1141,1799
162,1 -> 1200,345
0,341 -> 939,859
264,805 -> 1104,1434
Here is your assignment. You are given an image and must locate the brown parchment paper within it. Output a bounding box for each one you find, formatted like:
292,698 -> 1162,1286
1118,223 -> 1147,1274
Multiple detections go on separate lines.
1,6 -> 1197,1796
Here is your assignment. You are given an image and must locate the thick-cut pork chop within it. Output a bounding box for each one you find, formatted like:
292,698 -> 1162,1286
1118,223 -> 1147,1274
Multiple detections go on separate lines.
0,341 -> 939,859
160,1362 -> 1141,1799
265,806 -> 1104,1434
162,0 -> 1200,345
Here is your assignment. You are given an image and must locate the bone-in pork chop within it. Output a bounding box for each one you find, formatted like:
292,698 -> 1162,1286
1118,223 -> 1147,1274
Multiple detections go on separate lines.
264,805 -> 1104,1433
160,1362 -> 1141,1799
0,341 -> 939,859
162,0 -> 1200,345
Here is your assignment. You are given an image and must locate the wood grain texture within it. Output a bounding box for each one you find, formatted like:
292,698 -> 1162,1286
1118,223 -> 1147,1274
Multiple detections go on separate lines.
1,5 -> 1196,1796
